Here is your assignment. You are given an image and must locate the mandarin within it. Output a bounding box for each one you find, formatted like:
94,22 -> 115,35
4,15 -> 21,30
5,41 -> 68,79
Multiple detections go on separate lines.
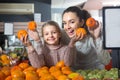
0,71 -> 6,80
17,30 -> 27,40
57,75 -> 69,80
76,28 -> 87,36
61,66 -> 73,75
86,17 -> 96,28
18,62 -> 29,70
25,70 -> 39,80
72,75 -> 84,80
5,76 -> 12,80
28,21 -> 37,31
56,61 -> 65,68
11,70 -> 25,78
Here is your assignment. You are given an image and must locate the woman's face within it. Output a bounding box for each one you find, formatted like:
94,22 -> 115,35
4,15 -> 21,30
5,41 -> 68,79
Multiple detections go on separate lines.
62,12 -> 83,38
43,25 -> 61,45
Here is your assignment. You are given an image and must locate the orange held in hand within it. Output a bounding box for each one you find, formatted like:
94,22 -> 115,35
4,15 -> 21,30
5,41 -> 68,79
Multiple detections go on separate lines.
28,21 -> 37,31
86,17 -> 96,28
76,28 -> 87,36
17,30 -> 28,40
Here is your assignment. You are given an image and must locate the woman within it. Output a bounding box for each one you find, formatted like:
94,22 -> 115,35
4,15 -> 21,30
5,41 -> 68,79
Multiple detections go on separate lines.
62,6 -> 111,70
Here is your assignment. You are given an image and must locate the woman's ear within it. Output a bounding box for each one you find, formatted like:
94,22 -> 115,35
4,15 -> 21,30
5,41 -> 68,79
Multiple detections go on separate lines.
80,19 -> 85,27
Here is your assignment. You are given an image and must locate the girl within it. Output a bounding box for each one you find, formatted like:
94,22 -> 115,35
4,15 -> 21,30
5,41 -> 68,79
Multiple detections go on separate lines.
20,21 -> 76,68
62,6 -> 111,70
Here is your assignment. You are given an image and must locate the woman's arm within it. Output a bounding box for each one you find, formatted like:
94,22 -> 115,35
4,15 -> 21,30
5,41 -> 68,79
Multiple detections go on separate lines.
94,37 -> 111,65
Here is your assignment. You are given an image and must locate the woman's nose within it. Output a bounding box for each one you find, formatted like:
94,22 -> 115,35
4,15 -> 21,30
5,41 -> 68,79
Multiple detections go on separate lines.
64,23 -> 71,30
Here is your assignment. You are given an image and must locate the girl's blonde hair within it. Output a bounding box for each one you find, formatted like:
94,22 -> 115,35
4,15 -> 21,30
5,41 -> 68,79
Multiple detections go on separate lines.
41,21 -> 61,37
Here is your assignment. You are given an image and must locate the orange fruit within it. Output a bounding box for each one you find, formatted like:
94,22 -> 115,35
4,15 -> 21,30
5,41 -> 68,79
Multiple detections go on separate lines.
57,75 -> 69,80
37,69 -> 50,77
11,66 -> 23,73
0,71 -> 6,80
18,62 -> 29,70
40,74 -> 55,80
28,21 -> 37,31
1,54 -> 9,61
17,30 -> 27,40
51,70 -> 63,79
5,76 -> 12,80
24,66 -> 36,72
56,61 -> 65,68
61,66 -> 73,75
49,66 -> 60,73
76,28 -> 87,36
11,70 -> 25,78
86,17 -> 96,28
1,66 -> 11,76
72,75 -> 84,80
12,77 -> 25,80
25,70 -> 39,80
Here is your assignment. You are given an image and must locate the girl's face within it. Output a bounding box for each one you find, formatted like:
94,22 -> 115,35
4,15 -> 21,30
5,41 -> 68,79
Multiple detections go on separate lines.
43,25 -> 61,45
62,12 -> 83,38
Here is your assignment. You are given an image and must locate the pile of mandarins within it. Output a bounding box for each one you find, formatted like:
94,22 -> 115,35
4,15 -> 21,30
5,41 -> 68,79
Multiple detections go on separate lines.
0,61 -> 84,80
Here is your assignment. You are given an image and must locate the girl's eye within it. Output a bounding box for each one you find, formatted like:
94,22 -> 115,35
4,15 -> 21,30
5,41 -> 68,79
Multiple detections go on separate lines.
44,33 -> 48,35
53,32 -> 57,34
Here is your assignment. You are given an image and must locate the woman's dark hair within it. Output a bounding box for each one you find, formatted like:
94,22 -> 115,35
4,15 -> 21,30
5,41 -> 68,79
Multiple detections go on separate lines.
62,6 -> 91,32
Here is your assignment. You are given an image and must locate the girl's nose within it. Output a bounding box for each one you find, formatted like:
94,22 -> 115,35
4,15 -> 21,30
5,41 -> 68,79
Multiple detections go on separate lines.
49,33 -> 53,37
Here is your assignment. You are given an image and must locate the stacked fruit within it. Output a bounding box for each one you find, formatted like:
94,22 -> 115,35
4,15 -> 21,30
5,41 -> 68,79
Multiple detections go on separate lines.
0,61 -> 84,80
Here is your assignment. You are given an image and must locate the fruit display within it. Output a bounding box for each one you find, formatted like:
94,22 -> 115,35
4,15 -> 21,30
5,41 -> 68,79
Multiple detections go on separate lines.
76,68 -> 118,80
0,58 -> 119,80
0,61 -> 84,80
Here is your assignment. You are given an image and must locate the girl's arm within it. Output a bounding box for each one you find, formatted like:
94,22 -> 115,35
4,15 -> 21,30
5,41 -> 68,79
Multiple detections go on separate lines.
26,42 -> 45,68
20,30 -> 45,68
63,41 -> 76,67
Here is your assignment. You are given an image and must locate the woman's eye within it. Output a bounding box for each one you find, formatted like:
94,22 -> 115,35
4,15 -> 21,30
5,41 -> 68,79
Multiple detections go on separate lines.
62,22 -> 66,25
71,21 -> 75,23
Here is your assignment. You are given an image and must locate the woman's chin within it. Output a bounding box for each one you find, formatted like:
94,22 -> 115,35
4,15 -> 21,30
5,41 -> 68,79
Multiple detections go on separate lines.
68,35 -> 75,38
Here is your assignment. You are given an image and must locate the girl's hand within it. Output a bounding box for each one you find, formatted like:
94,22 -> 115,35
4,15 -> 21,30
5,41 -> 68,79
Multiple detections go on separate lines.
88,21 -> 101,39
20,34 -> 32,47
27,29 -> 40,42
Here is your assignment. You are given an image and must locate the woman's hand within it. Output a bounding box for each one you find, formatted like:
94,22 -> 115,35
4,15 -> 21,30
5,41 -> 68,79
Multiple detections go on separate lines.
88,21 -> 101,39
69,32 -> 86,47
27,29 -> 41,42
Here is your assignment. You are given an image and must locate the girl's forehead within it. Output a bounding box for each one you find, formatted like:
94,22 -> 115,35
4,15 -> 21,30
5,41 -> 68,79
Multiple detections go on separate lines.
43,25 -> 56,29
43,25 -> 58,31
